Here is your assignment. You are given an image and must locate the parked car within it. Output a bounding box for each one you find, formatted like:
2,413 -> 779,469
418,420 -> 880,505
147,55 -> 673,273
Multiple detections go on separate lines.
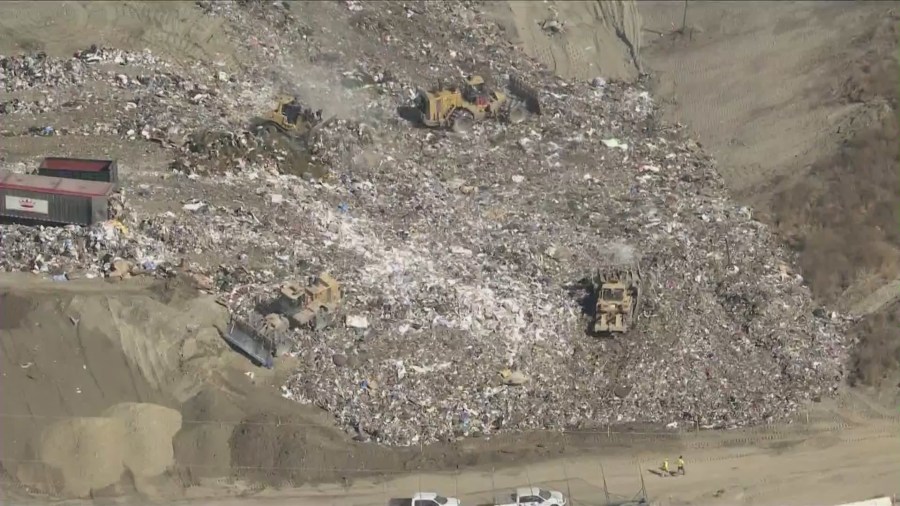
390,492 -> 462,506
494,487 -> 567,506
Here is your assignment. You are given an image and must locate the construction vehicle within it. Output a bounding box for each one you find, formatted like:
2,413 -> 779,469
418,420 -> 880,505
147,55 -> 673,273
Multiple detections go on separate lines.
413,74 -> 540,130
593,264 -> 642,334
223,316 -> 278,369
250,96 -> 324,137
277,272 -> 341,330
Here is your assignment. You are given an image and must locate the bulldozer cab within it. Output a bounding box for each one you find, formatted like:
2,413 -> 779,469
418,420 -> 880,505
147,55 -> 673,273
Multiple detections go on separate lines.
463,75 -> 488,103
279,272 -> 339,309
600,285 -> 626,302
466,75 -> 485,87
279,100 -> 303,127
278,273 -> 341,329
305,272 -> 340,308
267,97 -> 301,129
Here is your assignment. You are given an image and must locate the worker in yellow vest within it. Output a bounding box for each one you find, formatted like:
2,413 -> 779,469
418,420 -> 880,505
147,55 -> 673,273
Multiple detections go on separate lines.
677,456 -> 685,475
661,458 -> 670,476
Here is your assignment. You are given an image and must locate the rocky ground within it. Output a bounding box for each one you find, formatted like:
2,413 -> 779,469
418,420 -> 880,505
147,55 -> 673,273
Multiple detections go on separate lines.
0,0 -> 852,451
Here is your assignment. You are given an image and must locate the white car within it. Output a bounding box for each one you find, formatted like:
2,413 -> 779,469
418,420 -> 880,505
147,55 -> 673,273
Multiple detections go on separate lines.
408,492 -> 462,506
495,487 -> 568,506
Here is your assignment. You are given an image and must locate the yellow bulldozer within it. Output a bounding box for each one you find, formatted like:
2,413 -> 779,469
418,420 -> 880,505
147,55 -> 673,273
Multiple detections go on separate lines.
413,74 -> 540,130
250,96 -> 324,137
593,265 -> 642,334
277,272 -> 341,330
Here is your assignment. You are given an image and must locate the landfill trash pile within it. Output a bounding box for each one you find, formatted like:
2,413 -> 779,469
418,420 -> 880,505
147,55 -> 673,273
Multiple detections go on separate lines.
0,1 -> 848,446
1,45 -> 265,143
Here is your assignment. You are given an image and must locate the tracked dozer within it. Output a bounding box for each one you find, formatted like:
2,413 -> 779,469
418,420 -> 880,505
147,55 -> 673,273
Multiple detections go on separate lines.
593,265 -> 642,334
278,272 -> 341,330
250,96 -> 324,137
414,74 -> 540,130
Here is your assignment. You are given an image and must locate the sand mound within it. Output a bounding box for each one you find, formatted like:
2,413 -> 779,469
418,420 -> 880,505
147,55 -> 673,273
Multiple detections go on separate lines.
104,403 -> 183,478
0,275 -> 227,497
0,274 -> 374,498
490,0 -> 642,82
173,387 -> 244,479
34,403 -> 181,497
37,417 -> 128,498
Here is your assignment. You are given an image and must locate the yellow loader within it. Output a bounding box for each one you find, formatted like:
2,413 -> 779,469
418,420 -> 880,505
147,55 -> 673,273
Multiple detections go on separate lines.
413,74 -> 540,131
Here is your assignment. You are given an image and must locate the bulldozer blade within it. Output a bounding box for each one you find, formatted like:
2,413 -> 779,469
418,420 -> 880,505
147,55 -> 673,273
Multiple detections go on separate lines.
508,73 -> 541,115
307,114 -> 338,138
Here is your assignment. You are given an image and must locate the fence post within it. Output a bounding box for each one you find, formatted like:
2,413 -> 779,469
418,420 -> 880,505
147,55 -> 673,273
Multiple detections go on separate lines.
638,463 -> 648,502
600,461 -> 611,505
491,466 -> 497,505
562,458 -> 575,506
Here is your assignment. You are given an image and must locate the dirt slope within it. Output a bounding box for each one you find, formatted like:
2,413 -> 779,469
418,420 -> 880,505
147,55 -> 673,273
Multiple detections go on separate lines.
489,0 -> 643,82
0,274 -> 384,497
637,1 -> 900,398
639,1 -> 886,194
0,275 -> 226,496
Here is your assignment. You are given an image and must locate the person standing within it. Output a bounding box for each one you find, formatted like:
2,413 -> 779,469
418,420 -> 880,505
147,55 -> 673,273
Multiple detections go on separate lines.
677,455 -> 685,475
661,459 -> 670,476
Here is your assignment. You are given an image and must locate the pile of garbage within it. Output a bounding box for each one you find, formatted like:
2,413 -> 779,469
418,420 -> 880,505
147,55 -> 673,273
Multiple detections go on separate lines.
0,1 -> 850,446
1,52 -> 90,92
1,45 -> 262,143
275,79 -> 848,444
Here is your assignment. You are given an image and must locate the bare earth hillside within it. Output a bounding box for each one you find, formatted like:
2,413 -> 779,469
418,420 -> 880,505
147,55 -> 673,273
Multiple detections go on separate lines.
638,0 -> 900,400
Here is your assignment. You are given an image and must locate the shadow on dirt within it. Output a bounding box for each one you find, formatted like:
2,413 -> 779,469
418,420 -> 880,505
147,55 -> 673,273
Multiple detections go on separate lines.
848,301 -> 900,389
564,276 -> 600,336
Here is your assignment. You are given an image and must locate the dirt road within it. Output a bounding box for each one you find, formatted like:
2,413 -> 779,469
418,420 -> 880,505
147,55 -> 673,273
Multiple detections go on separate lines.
40,419 -> 899,506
